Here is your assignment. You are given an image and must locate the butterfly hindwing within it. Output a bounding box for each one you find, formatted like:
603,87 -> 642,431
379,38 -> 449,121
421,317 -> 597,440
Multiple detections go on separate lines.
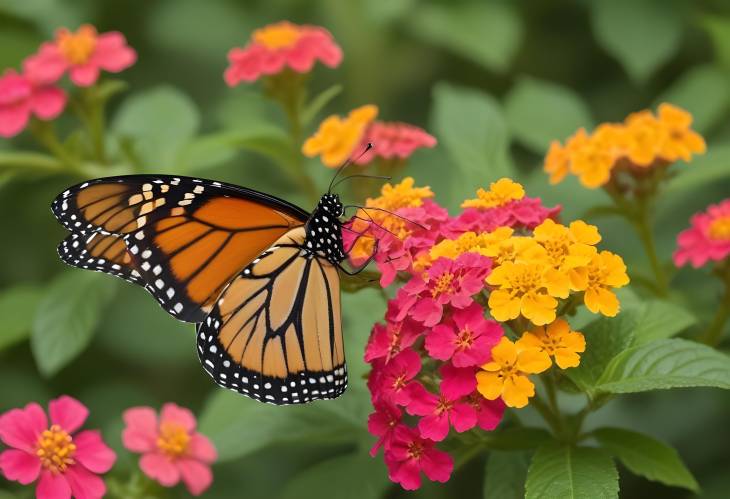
196,227 -> 347,405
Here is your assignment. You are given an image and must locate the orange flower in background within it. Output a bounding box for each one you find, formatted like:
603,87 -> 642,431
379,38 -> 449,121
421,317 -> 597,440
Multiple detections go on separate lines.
303,105 -> 378,167
224,21 -> 342,85
544,103 -> 705,189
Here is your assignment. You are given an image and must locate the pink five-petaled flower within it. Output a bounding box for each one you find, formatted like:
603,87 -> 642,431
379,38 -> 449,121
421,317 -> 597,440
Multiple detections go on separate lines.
24,24 -> 136,87
384,425 -> 453,491
0,395 -> 116,499
465,392 -> 505,431
355,121 -> 437,164
373,348 -> 422,406
398,253 -> 492,327
224,21 -> 342,85
367,401 -> 402,457
0,69 -> 66,138
365,300 -> 423,364
406,383 -> 477,442
122,403 -> 217,496
674,199 -> 730,268
426,302 -> 503,367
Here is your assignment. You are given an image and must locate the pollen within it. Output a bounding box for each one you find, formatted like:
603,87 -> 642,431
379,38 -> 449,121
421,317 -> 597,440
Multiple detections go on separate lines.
431,272 -> 454,298
57,25 -> 97,65
252,21 -> 302,50
36,425 -> 76,474
708,216 -> 730,241
156,422 -> 190,459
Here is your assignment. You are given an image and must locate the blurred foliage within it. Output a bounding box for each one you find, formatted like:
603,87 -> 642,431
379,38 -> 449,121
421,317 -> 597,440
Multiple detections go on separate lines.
1,0 -> 730,498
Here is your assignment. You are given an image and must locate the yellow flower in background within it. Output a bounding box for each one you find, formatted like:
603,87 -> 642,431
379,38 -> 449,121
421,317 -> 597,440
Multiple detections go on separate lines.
302,104 -> 378,167
517,319 -> 586,369
569,137 -> 616,188
461,178 -> 525,209
569,248 -> 629,316
657,103 -> 706,162
544,141 -> 570,185
476,337 -> 551,408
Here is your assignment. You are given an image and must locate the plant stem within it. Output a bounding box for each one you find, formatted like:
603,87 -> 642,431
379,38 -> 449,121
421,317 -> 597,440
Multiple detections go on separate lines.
699,266 -> 730,346
29,120 -> 81,172
632,201 -> 668,296
530,394 -> 562,437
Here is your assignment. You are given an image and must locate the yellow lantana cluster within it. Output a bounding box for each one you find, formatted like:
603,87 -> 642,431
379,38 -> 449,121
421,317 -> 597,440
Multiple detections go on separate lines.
461,178 -> 525,209
302,104 -> 378,167
544,103 -> 706,188
476,319 -> 585,408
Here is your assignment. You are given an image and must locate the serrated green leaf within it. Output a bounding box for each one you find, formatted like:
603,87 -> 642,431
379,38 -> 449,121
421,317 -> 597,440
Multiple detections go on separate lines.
525,443 -> 618,499
408,1 -> 522,72
593,427 -> 698,491
484,451 -> 531,499
505,77 -> 593,153
431,83 -> 512,202
31,272 -> 117,377
595,338 -> 730,394
657,65 -> 730,133
0,284 -> 43,351
590,0 -> 683,83
629,300 -> 696,346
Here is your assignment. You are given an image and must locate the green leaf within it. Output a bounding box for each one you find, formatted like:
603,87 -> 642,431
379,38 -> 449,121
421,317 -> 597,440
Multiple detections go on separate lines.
590,0 -> 683,83
486,427 -> 552,451
657,65 -> 730,133
701,15 -> 730,69
595,338 -> 730,394
113,86 -> 200,170
301,84 -> 343,126
565,311 -> 638,396
666,143 -> 730,195
0,151 -> 63,172
484,451 -> 531,499
280,451 -> 390,499
408,1 -> 522,72
431,83 -> 512,201
0,284 -> 43,351
505,77 -> 593,153
629,300 -> 696,346
198,389 -> 367,462
593,427 -> 699,491
31,271 -> 117,377
525,444 -> 618,499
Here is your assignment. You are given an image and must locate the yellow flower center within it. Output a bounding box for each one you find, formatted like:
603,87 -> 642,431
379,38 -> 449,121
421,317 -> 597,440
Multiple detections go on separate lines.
392,374 -> 408,391
510,267 -> 543,294
156,422 -> 190,459
455,327 -> 474,350
252,22 -> 302,50
708,216 -> 730,241
57,25 -> 97,65
36,425 -> 76,474
431,272 -> 454,298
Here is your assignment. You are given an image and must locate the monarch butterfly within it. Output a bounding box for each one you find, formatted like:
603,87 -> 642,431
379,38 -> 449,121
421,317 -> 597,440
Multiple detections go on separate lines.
51,164 -> 388,405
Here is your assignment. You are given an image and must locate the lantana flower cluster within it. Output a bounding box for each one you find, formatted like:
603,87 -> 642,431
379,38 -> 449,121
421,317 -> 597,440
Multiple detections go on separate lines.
544,103 -> 706,188
674,199 -> 730,269
0,396 -> 216,498
357,177 -> 628,489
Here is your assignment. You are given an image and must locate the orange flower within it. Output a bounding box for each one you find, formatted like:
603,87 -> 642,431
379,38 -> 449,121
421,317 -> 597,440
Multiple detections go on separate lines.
657,103 -> 706,162
302,105 -> 378,167
461,178 -> 525,209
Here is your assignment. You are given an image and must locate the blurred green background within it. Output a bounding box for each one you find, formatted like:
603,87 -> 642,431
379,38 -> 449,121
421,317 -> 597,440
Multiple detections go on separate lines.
1,0 -> 730,497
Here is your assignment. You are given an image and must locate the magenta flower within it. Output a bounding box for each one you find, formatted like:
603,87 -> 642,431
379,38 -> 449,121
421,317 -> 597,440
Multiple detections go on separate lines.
24,24 -> 136,87
0,69 -> 66,138
372,349 -> 422,406
465,393 -> 505,431
444,197 -> 561,238
384,425 -> 453,490
398,253 -> 491,327
365,301 -> 423,364
426,302 -> 503,367
0,395 -> 116,499
224,21 -> 342,85
355,121 -> 437,164
439,362 -> 478,399
367,401 -> 402,457
674,199 -> 730,268
122,403 -> 217,496
406,383 -> 477,441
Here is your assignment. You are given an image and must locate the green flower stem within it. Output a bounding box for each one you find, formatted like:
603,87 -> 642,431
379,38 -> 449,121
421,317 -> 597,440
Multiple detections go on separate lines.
699,265 -> 730,346
0,151 -> 64,172
29,119 -> 82,172
631,200 -> 668,296
76,85 -> 108,164
530,394 -> 562,437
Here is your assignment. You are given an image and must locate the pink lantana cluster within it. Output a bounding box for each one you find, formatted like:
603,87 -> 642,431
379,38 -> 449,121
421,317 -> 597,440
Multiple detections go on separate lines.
674,199 -> 730,268
354,178 -> 560,490
355,121 -> 438,165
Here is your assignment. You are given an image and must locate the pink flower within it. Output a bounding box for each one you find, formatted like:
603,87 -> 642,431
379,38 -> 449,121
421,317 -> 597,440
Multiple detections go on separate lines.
444,197 -> 561,238
439,362 -> 478,399
0,69 -> 66,137
426,302 -> 503,367
372,349 -> 422,406
355,121 -> 437,164
365,301 -> 423,364
465,393 -> 505,431
406,384 -> 477,441
24,24 -> 136,87
224,21 -> 342,85
122,403 -> 217,496
674,199 -> 730,268
383,425 -> 453,490
367,401 -> 402,457
0,395 -> 116,499
398,253 -> 492,326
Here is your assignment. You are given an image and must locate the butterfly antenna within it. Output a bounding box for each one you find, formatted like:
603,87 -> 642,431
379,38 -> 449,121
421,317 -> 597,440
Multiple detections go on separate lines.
327,143 -> 373,194
332,173 -> 392,190
344,205 -> 427,231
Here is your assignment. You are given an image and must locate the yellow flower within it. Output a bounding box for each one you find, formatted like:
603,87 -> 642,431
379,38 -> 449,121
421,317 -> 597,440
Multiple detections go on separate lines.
461,178 -> 525,209
656,103 -> 706,162
429,231 -> 488,261
544,141 -> 570,185
569,248 -> 629,316
532,219 -> 601,268
476,337 -> 551,408
302,105 -> 378,167
624,111 -> 663,167
486,261 -> 568,325
569,135 -> 616,188
482,230 -> 547,266
517,319 -> 586,369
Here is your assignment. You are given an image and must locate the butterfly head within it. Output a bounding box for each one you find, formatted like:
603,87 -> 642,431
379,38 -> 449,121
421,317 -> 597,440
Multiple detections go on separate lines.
305,193 -> 346,264
316,193 -> 344,218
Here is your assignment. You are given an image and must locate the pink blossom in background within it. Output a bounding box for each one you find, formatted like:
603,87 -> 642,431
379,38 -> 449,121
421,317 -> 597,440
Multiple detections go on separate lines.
122,403 -> 217,496
24,24 -> 136,87
224,21 -> 342,85
355,121 -> 437,164
383,425 -> 453,491
0,395 -> 116,499
0,69 -> 66,137
674,199 -> 730,268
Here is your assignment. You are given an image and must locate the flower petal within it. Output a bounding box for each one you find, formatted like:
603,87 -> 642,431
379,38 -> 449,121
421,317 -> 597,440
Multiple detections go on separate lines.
37,470 -> 71,499
140,452 -> 181,487
187,434 -> 217,464
65,464 -> 106,499
122,407 -> 158,453
69,65 -> 100,87
0,403 -> 47,451
49,396 -> 88,434
0,449 -> 40,484
178,458 -> 213,496
74,430 -> 116,473
161,403 -> 196,433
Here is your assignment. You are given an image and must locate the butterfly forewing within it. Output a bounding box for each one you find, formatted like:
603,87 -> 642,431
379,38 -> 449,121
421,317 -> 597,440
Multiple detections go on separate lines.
196,227 -> 347,405
58,232 -> 143,285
